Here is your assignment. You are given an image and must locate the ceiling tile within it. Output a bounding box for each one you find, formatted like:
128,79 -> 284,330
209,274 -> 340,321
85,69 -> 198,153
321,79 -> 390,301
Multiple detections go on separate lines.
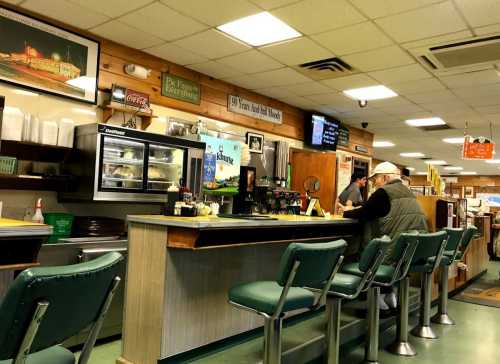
375,2 -> 467,43
452,83 -> 500,98
305,92 -> 356,109
279,96 -> 320,109
217,50 -> 283,74
161,0 -> 260,26
419,100 -> 472,113
388,78 -> 446,95
368,63 -> 432,84
459,94 -> 500,108
312,22 -> 393,55
188,61 -> 242,79
90,21 -> 164,49
283,82 -> 333,96
475,104 -> 500,115
254,86 -> 297,99
249,0 -> 302,10
68,0 -> 151,18
454,0 -> 500,28
22,0 -> 110,29
252,67 -> 312,87
119,3 -> 207,42
259,38 -> 332,66
350,0 -> 443,19
2,0 -> 22,3
401,30 -> 474,50
342,46 -> 414,72
223,74 -> 271,89
173,30 -> 250,59
440,69 -> 500,89
405,89 -> 459,103
316,106 -> 341,117
271,0 -> 365,35
321,74 -> 378,91
474,24 -> 500,36
144,43 -> 209,65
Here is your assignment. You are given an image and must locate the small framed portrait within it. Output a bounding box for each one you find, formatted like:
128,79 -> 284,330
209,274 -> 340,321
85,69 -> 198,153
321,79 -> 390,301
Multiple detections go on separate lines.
246,132 -> 264,154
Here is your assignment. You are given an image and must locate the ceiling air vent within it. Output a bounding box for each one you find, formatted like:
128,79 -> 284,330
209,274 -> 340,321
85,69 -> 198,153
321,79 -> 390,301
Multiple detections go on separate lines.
293,57 -> 359,81
410,35 -> 500,75
420,124 -> 452,132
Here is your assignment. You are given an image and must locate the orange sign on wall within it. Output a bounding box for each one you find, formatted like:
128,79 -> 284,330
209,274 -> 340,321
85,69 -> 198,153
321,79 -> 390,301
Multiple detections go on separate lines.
462,136 -> 495,160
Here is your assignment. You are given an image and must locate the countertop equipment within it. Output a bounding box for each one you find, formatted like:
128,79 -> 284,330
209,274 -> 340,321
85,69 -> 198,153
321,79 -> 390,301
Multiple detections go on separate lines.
37,236 -> 127,347
59,123 -> 205,203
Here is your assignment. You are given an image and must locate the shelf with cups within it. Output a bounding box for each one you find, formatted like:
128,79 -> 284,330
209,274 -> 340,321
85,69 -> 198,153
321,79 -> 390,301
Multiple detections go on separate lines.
100,102 -> 157,131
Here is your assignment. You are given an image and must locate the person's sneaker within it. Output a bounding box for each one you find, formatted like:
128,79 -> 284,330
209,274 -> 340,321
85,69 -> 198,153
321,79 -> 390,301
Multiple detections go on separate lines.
385,292 -> 398,309
378,294 -> 390,310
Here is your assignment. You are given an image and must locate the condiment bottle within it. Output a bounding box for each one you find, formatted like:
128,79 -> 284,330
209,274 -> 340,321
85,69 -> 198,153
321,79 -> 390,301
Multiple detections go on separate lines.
32,198 -> 44,224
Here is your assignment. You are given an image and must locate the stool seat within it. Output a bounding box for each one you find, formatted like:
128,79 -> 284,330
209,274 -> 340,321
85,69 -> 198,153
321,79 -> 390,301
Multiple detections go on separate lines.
342,263 -> 395,283
0,346 -> 75,364
427,255 -> 451,267
229,281 -> 315,315
329,273 -> 363,296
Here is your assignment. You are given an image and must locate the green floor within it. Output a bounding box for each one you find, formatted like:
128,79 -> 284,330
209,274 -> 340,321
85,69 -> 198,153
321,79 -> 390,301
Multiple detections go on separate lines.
84,261 -> 500,364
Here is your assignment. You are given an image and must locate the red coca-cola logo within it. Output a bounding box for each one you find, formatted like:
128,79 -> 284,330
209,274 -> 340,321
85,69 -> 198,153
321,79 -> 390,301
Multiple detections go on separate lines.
125,90 -> 149,107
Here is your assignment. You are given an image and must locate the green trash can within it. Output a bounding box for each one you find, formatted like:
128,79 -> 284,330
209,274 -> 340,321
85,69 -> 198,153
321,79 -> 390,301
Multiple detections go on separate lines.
43,213 -> 74,243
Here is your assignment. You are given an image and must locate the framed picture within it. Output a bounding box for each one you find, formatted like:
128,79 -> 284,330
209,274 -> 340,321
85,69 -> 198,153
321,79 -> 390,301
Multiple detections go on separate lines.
246,132 -> 264,154
0,6 -> 100,104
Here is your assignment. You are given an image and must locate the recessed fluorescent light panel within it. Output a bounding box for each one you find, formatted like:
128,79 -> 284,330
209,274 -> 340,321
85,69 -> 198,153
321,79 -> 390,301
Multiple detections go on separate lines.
425,160 -> 447,165
400,152 -> 425,158
417,172 -> 428,175
406,117 -> 446,127
406,167 -> 415,171
485,159 -> 500,164
444,166 -> 463,171
343,85 -> 398,101
443,137 -> 464,144
217,12 -> 301,46
460,171 -> 477,175
373,141 -> 395,148
12,89 -> 38,96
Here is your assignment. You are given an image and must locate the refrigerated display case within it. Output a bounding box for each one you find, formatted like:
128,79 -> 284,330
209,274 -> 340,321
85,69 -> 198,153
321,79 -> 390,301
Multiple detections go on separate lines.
60,124 -> 205,202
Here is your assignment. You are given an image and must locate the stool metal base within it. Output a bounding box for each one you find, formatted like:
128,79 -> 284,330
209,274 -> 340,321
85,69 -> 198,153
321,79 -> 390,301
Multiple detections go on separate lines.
364,287 -> 380,363
431,266 -> 455,326
387,341 -> 417,357
410,325 -> 438,339
431,313 -> 455,325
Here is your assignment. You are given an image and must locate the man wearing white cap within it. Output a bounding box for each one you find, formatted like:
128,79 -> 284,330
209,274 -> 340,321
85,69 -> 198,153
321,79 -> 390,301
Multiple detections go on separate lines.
343,161 -> 428,311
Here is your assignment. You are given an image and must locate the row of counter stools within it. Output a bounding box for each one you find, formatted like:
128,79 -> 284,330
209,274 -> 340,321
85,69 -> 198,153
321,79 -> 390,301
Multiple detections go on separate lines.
228,225 -> 477,364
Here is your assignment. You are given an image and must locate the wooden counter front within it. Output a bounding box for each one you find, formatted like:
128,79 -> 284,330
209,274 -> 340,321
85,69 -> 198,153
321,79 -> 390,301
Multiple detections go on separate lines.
118,215 -> 359,364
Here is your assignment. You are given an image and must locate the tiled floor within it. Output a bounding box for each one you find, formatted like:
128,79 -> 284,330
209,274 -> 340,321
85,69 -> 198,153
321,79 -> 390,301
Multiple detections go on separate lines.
85,261 -> 500,364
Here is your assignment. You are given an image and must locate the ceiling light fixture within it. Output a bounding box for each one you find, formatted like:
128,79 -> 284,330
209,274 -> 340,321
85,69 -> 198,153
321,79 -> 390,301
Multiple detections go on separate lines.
406,167 -> 415,171
485,159 -> 500,164
400,152 -> 425,158
373,141 -> 395,148
405,117 -> 446,127
217,12 -> 301,46
442,137 -> 465,144
343,85 -> 398,101
460,171 -> 477,175
425,160 -> 447,165
417,172 -> 428,175
444,166 -> 463,171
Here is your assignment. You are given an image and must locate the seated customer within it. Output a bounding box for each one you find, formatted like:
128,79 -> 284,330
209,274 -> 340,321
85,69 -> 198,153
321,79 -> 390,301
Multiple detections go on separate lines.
343,161 -> 428,310
338,171 -> 367,208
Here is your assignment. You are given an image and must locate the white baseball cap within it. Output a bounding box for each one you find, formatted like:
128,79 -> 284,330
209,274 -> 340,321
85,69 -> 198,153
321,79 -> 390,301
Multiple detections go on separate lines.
369,161 -> 400,179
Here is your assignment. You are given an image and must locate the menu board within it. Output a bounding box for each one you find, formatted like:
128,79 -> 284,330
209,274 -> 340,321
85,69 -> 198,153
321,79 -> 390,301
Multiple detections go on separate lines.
310,114 -> 340,150
337,125 -> 350,147
200,135 -> 241,195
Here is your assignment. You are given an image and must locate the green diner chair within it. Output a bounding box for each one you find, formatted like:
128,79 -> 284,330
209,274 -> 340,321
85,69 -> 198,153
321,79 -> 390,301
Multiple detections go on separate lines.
0,252 -> 123,364
228,240 -> 347,364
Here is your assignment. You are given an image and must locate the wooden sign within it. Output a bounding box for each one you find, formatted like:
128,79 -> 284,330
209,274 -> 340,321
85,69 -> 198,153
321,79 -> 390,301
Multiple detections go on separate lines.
161,74 -> 201,104
462,135 -> 495,160
228,95 -> 283,124
355,145 -> 368,154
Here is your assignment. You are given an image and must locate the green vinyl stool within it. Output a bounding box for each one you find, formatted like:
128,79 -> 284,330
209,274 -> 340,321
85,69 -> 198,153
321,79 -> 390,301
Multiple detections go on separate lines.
228,240 -> 346,364
409,231 -> 448,340
0,252 -> 123,364
343,232 -> 420,364
430,227 -> 464,325
323,236 -> 392,364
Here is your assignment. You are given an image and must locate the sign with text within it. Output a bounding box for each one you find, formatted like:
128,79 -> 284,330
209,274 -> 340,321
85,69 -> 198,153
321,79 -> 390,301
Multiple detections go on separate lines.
338,125 -> 350,147
161,74 -> 201,104
462,135 -> 495,160
228,95 -> 283,124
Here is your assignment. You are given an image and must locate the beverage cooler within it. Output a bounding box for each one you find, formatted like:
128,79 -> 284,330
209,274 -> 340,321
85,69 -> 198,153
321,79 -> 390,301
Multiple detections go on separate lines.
60,124 -> 205,202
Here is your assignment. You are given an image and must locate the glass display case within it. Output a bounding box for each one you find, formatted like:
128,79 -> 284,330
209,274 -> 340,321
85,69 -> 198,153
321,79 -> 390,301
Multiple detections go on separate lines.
147,144 -> 184,192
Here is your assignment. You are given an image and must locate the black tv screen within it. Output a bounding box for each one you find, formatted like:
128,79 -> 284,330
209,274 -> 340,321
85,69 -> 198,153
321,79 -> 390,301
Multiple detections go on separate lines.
306,114 -> 340,151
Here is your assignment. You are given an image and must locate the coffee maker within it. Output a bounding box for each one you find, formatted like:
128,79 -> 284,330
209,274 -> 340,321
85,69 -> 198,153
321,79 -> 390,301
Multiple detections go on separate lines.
232,166 -> 256,214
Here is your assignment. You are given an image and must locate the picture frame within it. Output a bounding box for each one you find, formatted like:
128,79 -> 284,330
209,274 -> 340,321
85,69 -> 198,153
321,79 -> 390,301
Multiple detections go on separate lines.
0,6 -> 100,104
246,132 -> 264,154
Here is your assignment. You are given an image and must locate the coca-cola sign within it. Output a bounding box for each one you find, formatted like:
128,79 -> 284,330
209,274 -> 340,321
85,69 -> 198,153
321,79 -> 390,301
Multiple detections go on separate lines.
111,84 -> 150,112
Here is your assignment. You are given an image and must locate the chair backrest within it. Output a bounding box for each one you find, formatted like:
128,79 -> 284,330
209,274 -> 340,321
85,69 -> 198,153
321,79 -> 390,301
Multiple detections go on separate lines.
0,252 -> 123,359
358,236 -> 392,289
411,231 -> 448,267
460,225 -> 478,252
392,231 -> 420,281
276,240 -> 346,287
443,227 -> 464,258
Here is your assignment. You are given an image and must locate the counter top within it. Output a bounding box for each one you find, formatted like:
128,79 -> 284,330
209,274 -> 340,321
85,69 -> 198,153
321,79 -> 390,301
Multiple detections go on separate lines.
0,218 -> 52,238
127,214 -> 356,229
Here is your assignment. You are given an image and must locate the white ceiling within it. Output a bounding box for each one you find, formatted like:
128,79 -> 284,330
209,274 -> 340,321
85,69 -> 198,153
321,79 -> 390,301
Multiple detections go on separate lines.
11,0 -> 500,175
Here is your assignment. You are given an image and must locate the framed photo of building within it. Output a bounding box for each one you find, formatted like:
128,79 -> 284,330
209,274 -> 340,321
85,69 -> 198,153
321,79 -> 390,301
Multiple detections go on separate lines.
0,6 -> 100,104
246,132 -> 264,154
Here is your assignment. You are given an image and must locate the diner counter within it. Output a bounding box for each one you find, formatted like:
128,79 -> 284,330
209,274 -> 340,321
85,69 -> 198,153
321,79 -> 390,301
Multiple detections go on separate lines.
118,214 -> 359,364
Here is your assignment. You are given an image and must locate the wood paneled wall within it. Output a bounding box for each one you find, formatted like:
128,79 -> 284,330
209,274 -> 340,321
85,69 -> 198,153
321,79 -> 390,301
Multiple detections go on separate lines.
412,175 -> 500,187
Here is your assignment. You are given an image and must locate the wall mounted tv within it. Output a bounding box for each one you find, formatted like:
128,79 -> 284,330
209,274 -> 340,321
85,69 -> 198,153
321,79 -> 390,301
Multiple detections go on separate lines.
305,114 -> 340,151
